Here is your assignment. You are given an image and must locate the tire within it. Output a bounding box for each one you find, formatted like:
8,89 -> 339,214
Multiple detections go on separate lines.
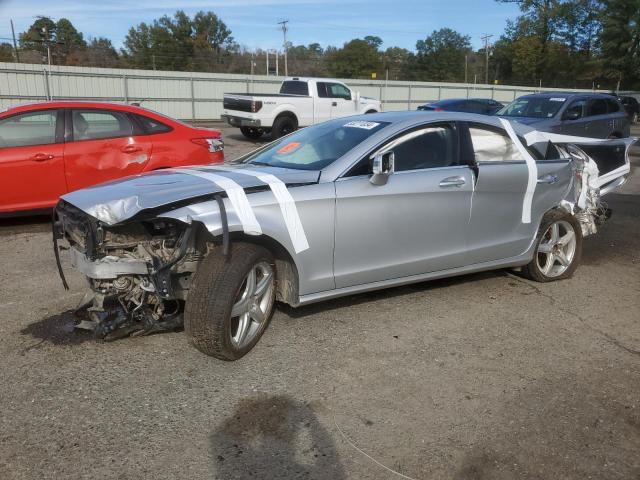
240,127 -> 263,140
184,243 -> 276,360
271,115 -> 297,139
521,210 -> 582,282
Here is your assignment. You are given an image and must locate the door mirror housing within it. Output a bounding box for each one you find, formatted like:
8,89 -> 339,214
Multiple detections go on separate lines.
370,151 -> 394,185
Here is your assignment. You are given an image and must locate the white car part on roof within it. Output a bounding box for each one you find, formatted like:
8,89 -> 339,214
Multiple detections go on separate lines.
206,166 -> 310,253
172,169 -> 262,235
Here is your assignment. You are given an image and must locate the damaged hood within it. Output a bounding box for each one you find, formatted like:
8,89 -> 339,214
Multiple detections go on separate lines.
60,164 -> 320,225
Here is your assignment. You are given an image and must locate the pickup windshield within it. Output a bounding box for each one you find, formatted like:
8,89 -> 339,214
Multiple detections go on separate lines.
498,97 -> 566,118
280,81 -> 309,96
236,119 -> 389,170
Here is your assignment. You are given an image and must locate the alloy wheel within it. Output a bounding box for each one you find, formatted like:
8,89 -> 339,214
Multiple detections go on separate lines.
535,220 -> 577,278
229,261 -> 275,349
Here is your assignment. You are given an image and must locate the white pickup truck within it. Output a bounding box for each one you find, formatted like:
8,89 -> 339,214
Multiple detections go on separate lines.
221,77 -> 382,139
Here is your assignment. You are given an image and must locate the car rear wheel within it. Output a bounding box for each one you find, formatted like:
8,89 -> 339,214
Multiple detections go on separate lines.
271,115 -> 297,139
521,210 -> 582,282
185,243 -> 276,360
240,127 -> 264,140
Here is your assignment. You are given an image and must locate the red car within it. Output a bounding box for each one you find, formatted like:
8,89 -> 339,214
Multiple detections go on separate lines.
0,101 -> 224,215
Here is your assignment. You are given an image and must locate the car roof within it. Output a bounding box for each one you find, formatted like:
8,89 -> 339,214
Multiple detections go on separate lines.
1,100 -> 160,116
517,92 -> 614,99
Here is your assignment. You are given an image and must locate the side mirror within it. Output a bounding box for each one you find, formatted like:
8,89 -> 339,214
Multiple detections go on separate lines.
563,109 -> 580,121
370,151 -> 394,185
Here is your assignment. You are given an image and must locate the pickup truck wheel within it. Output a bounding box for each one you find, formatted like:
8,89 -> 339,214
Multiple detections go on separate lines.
184,243 -> 276,360
521,210 -> 582,282
240,127 -> 264,140
272,116 -> 297,139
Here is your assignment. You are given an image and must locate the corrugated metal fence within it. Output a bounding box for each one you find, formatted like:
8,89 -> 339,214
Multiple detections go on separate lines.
0,62 -> 634,121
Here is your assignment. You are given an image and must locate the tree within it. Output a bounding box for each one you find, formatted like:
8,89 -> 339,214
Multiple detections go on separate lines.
19,17 -> 57,62
0,43 -> 15,62
413,28 -> 471,81
55,18 -> 86,62
600,0 -> 640,89
327,38 -> 382,78
123,10 -> 234,71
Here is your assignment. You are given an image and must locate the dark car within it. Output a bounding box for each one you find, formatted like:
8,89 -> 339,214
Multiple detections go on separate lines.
618,96 -> 639,124
497,92 -> 630,138
417,98 -> 504,115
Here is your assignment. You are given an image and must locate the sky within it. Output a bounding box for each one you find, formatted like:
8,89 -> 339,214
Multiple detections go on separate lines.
0,0 -> 522,52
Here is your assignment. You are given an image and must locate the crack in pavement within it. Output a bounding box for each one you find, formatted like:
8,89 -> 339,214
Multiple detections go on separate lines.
506,273 -> 640,358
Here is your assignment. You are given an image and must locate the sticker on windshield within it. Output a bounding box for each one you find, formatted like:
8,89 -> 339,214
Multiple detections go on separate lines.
549,97 -> 566,102
277,142 -> 301,155
343,121 -> 380,130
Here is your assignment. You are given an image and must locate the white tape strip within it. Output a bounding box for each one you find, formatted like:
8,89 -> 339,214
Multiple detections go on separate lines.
173,169 -> 262,235
206,166 -> 310,253
499,118 -> 537,224
523,130 -> 633,146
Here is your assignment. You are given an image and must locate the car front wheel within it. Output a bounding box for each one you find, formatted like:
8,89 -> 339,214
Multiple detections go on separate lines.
521,210 -> 582,282
185,243 -> 276,360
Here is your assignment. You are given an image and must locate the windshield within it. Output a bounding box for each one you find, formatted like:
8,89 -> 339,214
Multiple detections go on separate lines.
498,97 -> 566,118
236,119 -> 389,170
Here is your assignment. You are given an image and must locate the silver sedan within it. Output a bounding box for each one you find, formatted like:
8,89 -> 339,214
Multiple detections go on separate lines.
53,111 -> 633,360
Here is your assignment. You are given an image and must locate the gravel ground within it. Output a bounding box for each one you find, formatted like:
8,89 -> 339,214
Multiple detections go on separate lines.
0,123 -> 639,480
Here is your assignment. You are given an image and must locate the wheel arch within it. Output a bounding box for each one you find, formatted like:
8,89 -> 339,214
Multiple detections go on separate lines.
273,110 -> 299,126
192,223 -> 300,306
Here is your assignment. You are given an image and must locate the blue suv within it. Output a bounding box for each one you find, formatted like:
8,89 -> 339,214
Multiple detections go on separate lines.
497,92 -> 630,138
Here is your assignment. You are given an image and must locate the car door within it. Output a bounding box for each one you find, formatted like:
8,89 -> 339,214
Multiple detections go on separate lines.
328,83 -> 356,119
333,122 -> 474,288
63,108 -> 153,192
463,122 -> 573,264
314,82 -> 333,124
585,98 -> 609,138
0,109 -> 67,212
558,98 -> 588,136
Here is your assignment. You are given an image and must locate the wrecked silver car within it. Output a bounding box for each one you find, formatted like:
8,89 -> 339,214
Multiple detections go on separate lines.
53,112 -> 634,360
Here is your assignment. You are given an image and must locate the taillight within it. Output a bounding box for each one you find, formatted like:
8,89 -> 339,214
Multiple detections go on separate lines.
251,100 -> 263,113
191,138 -> 224,153
434,107 -> 444,112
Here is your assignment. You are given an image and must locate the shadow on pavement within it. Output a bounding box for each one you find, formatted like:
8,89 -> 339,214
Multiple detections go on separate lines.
20,309 -> 93,346
210,394 -> 346,480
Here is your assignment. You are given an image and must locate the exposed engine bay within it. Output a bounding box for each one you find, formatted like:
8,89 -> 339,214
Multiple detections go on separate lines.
54,201 -> 214,339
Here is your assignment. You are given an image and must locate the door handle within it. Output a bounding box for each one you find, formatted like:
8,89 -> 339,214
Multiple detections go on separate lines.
332,101 -> 337,107
121,145 -> 141,153
439,176 -> 466,188
32,153 -> 54,162
537,173 -> 558,184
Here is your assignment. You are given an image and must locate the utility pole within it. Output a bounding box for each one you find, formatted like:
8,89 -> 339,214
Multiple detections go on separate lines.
481,34 -> 493,84
464,54 -> 468,84
10,19 -> 20,62
278,20 -> 289,76
152,54 -> 156,70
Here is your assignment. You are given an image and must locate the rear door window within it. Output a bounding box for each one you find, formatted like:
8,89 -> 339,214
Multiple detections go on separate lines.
606,99 -> 620,113
72,110 -> 134,141
0,110 -> 58,148
135,114 -> 172,134
588,99 -> 608,117
468,124 -> 524,162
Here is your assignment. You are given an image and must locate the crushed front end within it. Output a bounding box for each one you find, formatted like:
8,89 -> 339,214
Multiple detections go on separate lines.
53,201 -> 210,340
